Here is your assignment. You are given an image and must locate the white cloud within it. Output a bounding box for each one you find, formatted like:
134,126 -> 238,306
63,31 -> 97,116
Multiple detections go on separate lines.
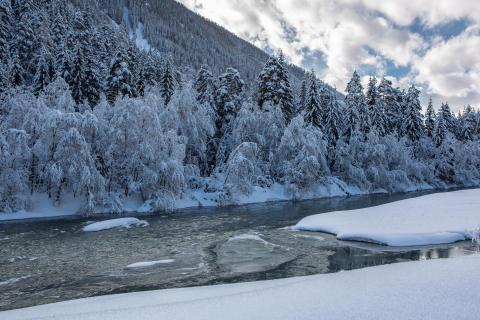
179,0 -> 480,110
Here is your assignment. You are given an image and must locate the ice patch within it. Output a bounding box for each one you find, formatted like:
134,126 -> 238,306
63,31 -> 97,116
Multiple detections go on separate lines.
126,259 -> 175,269
217,232 -> 295,274
82,218 -> 149,232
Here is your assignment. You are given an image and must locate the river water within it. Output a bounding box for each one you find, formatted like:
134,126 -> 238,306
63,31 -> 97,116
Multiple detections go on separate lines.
0,190 -> 476,311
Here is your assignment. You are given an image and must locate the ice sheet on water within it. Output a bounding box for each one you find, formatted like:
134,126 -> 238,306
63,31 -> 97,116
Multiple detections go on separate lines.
216,232 -> 296,274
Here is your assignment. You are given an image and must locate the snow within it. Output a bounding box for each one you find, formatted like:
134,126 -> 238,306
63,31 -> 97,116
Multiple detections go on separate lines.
125,259 -> 175,269
294,189 -> 480,246
0,193 -> 84,221
2,254 -> 480,320
82,218 -> 149,232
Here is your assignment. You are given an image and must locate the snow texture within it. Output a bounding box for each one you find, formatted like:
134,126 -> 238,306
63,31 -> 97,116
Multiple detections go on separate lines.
295,188 -> 480,246
82,218 -> 149,232
2,255 -> 480,320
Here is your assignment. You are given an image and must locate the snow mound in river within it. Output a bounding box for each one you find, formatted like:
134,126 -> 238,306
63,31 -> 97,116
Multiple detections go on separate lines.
82,218 -> 149,232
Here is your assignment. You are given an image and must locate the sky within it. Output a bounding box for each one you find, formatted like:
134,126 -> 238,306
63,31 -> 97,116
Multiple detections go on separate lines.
178,0 -> 480,111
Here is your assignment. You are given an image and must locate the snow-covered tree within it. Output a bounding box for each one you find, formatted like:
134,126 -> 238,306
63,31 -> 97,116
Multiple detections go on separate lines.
425,97 -> 435,138
378,77 -> 401,135
366,76 -> 386,136
256,54 -> 294,121
0,129 -> 31,212
303,72 -> 322,128
400,85 -> 424,141
275,115 -> 329,195
160,60 -> 175,106
433,109 -> 449,147
106,50 -> 133,104
343,71 -> 366,141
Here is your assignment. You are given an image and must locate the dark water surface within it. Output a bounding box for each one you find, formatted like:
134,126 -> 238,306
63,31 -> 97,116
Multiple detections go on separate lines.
0,190 -> 476,311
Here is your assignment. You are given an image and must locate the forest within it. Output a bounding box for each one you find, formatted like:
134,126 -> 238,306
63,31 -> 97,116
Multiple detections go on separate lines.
1,0 -> 480,214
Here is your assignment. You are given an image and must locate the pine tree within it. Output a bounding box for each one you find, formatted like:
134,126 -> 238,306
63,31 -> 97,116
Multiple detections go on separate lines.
433,110 -> 448,147
33,46 -> 51,95
70,46 -> 86,106
106,50 -> 133,104
215,67 -> 244,133
298,79 -> 307,113
256,54 -> 294,121
343,71 -> 366,140
8,51 -> 25,87
425,97 -> 435,138
15,12 -> 36,78
324,91 -> 342,147
0,0 -> 12,62
460,105 -> 476,141
366,76 -> 386,136
378,77 -> 401,135
194,65 -> 216,106
400,85 -> 424,141
440,102 -> 455,133
160,60 -> 175,106
277,53 -> 295,121
303,72 -> 322,128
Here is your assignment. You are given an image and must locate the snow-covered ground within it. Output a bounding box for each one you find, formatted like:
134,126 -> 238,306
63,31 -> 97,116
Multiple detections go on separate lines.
2,254 -> 480,320
82,218 -> 149,232
0,177 -> 405,221
294,188 -> 480,246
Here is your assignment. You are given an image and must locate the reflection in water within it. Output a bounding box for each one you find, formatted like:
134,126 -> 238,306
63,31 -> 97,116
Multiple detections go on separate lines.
0,190 -> 477,311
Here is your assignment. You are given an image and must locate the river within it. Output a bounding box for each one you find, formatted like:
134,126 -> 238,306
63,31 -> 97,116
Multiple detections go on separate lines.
0,190 -> 476,311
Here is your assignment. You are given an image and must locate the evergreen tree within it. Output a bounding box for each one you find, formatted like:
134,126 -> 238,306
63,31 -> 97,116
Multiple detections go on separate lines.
440,102 -> 455,133
366,76 -> 386,136
324,91 -> 342,148
33,46 -> 51,95
303,72 -> 322,128
0,0 -> 12,62
256,54 -> 294,121
15,12 -> 36,78
460,105 -> 476,141
425,97 -> 436,138
106,50 -> 133,104
160,60 -> 175,106
400,85 -> 424,141
298,79 -> 307,113
8,52 -> 25,87
70,46 -> 86,106
378,77 -> 401,135
194,65 -> 216,106
343,71 -> 366,140
433,110 -> 448,147
215,67 -> 244,133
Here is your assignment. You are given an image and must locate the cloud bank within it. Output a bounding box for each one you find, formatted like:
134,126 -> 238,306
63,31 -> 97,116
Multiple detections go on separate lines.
179,0 -> 480,111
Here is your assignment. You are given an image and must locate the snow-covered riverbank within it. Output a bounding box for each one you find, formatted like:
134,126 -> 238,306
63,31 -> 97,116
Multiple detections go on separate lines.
2,254 -> 479,320
0,178 -> 434,222
294,188 -> 480,246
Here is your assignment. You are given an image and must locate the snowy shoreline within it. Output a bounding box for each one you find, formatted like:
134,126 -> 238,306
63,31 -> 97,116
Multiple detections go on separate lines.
2,254 -> 480,320
0,179 -> 443,222
294,188 -> 480,246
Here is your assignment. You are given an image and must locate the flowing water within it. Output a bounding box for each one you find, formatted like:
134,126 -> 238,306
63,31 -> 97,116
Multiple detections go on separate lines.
0,190 -> 476,311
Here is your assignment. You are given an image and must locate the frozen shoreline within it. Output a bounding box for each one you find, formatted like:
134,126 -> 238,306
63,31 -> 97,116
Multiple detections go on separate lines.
294,188 -> 480,246
2,254 -> 479,320
0,179 -> 439,222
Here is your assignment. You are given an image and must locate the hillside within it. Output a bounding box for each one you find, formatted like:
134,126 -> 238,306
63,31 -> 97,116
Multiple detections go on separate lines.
73,0 -> 307,87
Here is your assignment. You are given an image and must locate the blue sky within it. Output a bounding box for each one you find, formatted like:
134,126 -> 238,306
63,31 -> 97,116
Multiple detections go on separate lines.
180,0 -> 480,111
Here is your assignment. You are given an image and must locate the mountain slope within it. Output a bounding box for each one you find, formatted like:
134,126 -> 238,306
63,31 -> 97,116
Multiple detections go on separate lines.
73,0 -> 307,87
